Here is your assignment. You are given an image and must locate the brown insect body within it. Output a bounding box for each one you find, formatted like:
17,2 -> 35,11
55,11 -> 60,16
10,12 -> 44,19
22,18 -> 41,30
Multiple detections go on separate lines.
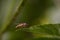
16,23 -> 28,29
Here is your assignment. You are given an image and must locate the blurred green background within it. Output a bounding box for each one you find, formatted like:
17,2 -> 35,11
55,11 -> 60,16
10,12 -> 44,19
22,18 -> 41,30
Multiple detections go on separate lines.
0,0 -> 60,40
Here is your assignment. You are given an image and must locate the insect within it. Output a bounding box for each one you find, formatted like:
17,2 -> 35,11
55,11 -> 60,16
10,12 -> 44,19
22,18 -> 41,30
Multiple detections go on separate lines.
16,23 -> 28,29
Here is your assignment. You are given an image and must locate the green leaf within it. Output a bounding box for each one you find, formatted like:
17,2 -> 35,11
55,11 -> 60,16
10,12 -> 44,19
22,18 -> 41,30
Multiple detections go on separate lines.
22,24 -> 60,39
0,0 -> 23,34
2,24 -> 60,40
7,24 -> 60,40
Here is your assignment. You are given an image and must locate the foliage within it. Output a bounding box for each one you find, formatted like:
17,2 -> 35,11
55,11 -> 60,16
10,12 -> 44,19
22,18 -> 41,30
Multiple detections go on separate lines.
0,0 -> 60,40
